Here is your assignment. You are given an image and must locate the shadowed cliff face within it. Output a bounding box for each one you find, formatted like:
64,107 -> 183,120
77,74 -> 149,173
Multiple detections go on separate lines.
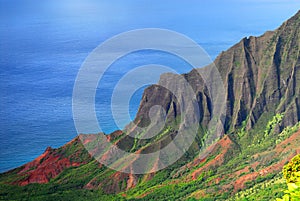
136,10 -> 300,134
1,10 -> 300,199
218,11 -> 300,132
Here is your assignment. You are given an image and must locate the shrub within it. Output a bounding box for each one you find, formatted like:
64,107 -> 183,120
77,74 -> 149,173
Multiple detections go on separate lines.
264,113 -> 284,137
276,154 -> 300,201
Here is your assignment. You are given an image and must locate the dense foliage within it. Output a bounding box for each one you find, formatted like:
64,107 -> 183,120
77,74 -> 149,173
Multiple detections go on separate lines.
276,155 -> 300,201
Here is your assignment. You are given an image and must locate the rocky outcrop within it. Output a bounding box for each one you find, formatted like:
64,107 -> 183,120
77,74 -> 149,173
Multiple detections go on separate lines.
135,10 -> 300,134
10,137 -> 91,186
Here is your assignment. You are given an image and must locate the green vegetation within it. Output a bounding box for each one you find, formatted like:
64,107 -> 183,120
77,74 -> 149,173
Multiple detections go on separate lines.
0,183 -> 123,201
264,113 -> 284,137
1,118 -> 298,201
228,176 -> 286,201
276,122 -> 300,144
237,120 -> 247,138
0,112 -> 299,201
276,154 -> 300,201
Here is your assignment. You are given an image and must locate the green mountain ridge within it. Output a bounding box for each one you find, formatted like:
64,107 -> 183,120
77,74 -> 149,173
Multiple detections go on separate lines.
1,10 -> 300,201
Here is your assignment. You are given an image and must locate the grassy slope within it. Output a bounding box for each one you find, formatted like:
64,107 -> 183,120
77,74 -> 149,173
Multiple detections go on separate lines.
0,112 -> 299,201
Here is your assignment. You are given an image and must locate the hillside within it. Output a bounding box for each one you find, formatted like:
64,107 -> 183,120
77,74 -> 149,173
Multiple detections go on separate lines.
0,10 -> 300,201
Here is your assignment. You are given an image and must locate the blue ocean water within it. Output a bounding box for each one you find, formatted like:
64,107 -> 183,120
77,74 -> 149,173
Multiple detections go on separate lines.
0,0 -> 299,172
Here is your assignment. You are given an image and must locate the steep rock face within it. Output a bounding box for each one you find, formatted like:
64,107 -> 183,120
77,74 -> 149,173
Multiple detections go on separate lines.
135,10 -> 300,134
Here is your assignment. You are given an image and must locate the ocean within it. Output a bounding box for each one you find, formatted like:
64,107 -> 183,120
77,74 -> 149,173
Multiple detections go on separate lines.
0,0 -> 299,172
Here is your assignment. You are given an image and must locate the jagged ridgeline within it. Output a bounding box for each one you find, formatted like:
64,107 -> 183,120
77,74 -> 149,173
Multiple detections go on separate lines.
122,8 -> 300,156
1,10 -> 300,201
137,10 -> 300,135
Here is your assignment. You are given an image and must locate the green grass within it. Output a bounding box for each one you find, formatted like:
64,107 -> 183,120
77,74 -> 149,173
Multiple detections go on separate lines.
0,114 -> 299,201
